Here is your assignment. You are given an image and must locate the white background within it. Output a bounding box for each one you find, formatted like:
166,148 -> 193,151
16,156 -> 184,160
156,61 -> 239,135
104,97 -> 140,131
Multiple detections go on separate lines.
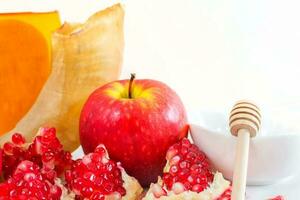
2,0 -> 300,111
1,0 -> 300,198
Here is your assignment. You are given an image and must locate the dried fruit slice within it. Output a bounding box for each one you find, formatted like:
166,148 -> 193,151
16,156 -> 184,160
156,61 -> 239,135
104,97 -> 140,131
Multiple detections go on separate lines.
143,138 -> 231,200
0,160 -> 72,199
65,144 -> 143,200
2,127 -> 72,180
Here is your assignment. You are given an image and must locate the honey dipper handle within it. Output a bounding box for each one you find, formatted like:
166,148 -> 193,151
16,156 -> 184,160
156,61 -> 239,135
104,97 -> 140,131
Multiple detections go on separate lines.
231,129 -> 250,200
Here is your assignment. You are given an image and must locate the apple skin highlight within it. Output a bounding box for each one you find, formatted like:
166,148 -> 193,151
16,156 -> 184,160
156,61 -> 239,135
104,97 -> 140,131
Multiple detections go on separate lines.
79,78 -> 188,186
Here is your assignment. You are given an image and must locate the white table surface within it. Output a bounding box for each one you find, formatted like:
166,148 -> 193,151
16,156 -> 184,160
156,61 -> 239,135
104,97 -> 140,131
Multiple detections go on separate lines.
247,174 -> 299,199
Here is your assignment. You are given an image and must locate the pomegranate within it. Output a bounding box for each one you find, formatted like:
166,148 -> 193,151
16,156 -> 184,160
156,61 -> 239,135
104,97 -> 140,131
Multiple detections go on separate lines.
65,144 -> 143,199
1,127 -> 72,179
269,195 -> 285,200
0,127 -> 143,200
143,138 -> 232,200
0,160 -> 67,199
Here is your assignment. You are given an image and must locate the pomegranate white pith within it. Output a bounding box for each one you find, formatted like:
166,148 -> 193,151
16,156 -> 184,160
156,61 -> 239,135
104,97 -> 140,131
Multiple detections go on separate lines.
144,172 -> 230,200
143,138 -> 231,200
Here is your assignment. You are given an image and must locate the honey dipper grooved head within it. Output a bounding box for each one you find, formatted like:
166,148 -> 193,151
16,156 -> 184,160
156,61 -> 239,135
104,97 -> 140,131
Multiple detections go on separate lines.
229,100 -> 261,137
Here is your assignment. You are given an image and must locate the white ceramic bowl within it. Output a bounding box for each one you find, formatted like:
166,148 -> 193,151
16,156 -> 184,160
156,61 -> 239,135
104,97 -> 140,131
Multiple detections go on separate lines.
189,111 -> 300,185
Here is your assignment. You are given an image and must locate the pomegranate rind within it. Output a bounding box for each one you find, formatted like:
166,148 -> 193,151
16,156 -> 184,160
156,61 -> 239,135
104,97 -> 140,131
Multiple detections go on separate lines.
143,172 -> 230,200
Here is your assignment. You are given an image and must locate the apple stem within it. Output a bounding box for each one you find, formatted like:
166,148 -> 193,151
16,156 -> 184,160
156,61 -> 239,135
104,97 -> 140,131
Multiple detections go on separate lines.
128,73 -> 136,98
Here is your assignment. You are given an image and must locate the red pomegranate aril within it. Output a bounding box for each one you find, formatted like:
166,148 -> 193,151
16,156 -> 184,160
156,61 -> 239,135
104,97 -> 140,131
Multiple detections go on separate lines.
82,186 -> 94,196
170,165 -> 178,174
179,161 -> 187,169
11,133 -> 26,146
42,151 -> 55,163
94,145 -> 107,154
216,187 -> 232,200
83,171 -> 96,181
64,151 -> 72,160
42,168 -> 57,182
40,127 -> 56,140
187,174 -> 195,183
3,142 -> 14,154
192,184 -> 205,193
104,182 -> 114,192
117,186 -> 126,196
90,192 -> 105,200
2,143 -> 27,179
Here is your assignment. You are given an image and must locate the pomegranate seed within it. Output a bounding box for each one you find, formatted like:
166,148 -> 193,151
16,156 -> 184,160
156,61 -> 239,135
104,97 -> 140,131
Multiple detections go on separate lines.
12,133 -> 25,146
117,186 -> 126,196
170,165 -> 179,175
94,145 -> 107,155
90,191 -> 105,200
216,187 -> 232,200
39,127 -> 56,141
192,184 -> 205,192
3,142 -> 14,154
42,151 -> 55,163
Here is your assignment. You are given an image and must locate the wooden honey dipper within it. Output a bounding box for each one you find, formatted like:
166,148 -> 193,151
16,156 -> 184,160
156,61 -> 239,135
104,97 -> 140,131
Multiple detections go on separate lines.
229,100 -> 261,200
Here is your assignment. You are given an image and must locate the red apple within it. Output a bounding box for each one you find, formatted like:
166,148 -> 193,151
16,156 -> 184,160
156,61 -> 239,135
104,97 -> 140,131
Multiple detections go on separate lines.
79,74 -> 188,186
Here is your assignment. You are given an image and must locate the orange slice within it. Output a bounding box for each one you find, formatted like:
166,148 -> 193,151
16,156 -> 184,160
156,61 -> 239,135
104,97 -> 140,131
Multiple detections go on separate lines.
0,12 -> 61,135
